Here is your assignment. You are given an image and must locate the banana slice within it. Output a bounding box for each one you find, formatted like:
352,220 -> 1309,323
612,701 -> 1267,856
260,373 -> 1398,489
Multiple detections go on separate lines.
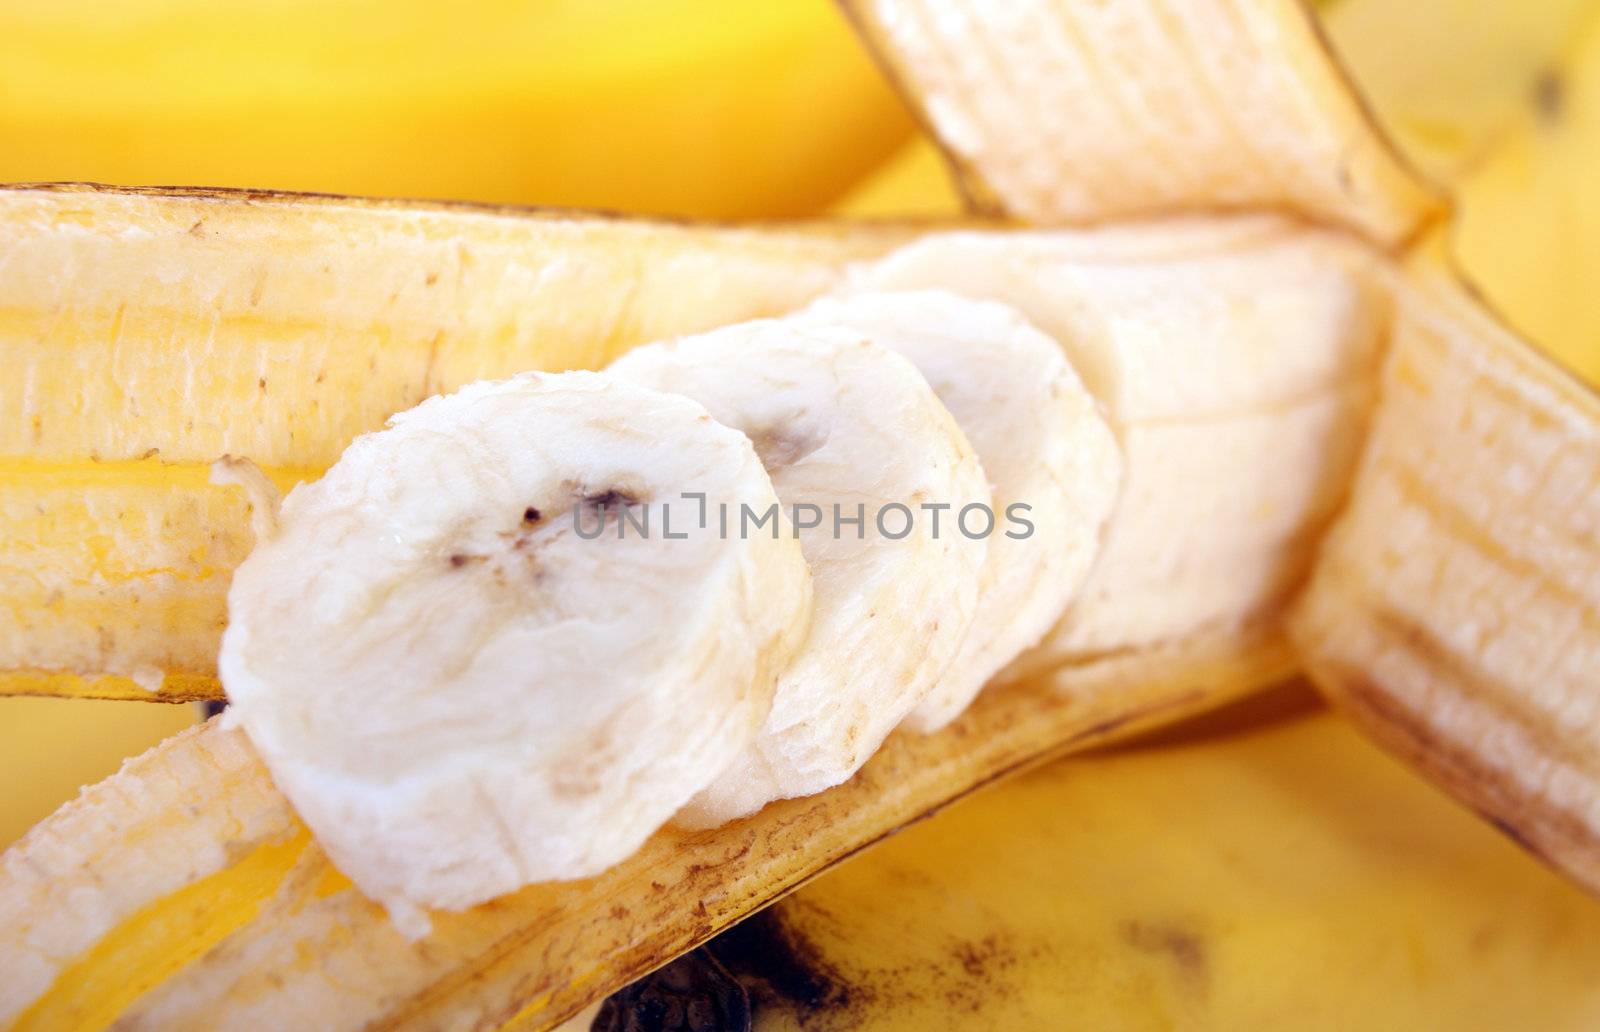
797,290 -> 1121,731
609,320 -> 989,824
217,370 -> 811,934
846,224 -> 1389,672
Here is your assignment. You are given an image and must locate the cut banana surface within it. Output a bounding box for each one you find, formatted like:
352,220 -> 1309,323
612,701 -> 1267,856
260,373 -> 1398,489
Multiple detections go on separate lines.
846,222 -> 1391,673
797,290 -> 1121,731
218,371 -> 812,932
609,319 -> 989,824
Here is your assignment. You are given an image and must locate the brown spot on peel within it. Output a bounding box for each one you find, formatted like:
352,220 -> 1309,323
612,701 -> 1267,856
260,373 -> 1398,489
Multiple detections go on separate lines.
1536,68 -> 1565,123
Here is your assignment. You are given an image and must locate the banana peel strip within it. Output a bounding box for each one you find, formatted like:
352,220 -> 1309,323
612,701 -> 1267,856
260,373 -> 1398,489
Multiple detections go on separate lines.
838,0 -> 1445,245
1292,246 -> 1600,897
0,185 -> 910,702
0,626 -> 1289,1031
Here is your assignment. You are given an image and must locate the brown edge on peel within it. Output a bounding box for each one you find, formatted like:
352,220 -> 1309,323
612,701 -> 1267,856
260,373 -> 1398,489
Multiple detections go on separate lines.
0,669 -> 223,703
0,181 -> 982,237
1291,0 -> 1451,253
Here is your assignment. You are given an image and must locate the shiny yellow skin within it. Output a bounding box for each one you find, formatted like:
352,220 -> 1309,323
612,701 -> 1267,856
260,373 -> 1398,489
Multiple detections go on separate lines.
1455,5 -> 1600,384
0,0 -> 914,217
829,137 -> 964,218
749,705 -> 1600,1031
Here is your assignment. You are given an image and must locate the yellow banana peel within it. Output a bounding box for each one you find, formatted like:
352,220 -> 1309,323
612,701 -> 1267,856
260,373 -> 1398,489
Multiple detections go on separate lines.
0,185 -> 908,702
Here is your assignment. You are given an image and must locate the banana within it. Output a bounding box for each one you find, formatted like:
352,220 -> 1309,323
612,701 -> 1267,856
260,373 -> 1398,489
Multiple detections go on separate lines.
845,222 -> 1389,674
217,371 -> 812,934
0,634 -> 1276,1031
0,185 -> 906,702
0,0 -> 914,219
609,318 -> 989,822
8,0 -> 1600,1026
794,290 -> 1120,732
828,137 -> 965,219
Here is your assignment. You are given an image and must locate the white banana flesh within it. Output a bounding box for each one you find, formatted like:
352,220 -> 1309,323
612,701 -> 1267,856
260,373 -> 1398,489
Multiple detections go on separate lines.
797,290 -> 1121,731
845,222 -> 1392,673
218,371 -> 811,934
609,319 -> 989,824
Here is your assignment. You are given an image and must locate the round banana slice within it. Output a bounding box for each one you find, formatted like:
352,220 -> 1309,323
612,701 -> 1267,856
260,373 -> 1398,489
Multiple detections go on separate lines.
218,370 -> 811,935
609,321 -> 989,825
797,290 -> 1121,731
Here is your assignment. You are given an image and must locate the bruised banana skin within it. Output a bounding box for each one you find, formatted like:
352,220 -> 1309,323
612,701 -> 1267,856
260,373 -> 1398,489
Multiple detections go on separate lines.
1293,254 -> 1600,896
839,0 -> 1443,245
0,627 -> 1290,1032
1454,2 -> 1600,387
845,220 -> 1391,673
0,185 -> 909,701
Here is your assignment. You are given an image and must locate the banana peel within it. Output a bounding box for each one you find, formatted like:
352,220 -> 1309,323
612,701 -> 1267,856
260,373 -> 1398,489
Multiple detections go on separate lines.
0,189 -> 1308,1030
1,625 -> 1289,1030
0,184 -> 908,701
1292,245 -> 1600,895
839,0 -> 1443,244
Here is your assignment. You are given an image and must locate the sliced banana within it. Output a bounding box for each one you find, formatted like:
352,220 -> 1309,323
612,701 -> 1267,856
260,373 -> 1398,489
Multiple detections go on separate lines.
846,224 -> 1389,672
609,320 -> 989,824
796,290 -> 1121,731
218,370 -> 811,935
